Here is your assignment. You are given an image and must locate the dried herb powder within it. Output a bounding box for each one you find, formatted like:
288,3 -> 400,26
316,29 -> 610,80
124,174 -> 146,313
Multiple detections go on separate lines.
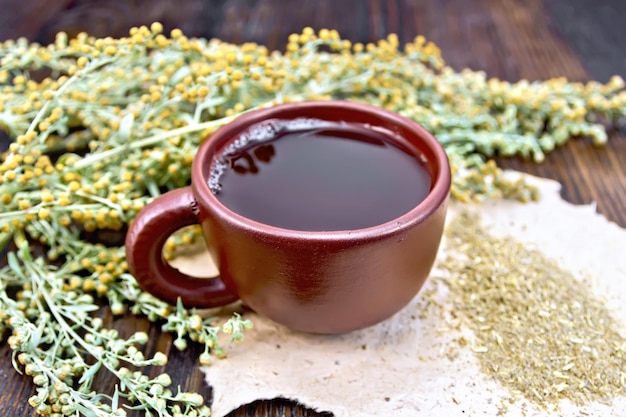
439,212 -> 626,406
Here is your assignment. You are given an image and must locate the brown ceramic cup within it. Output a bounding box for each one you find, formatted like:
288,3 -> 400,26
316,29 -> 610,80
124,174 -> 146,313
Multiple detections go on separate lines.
125,101 -> 451,334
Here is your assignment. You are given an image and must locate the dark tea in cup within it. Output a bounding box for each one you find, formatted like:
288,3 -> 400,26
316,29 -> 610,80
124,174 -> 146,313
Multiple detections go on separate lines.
209,118 -> 432,231
125,101 -> 451,334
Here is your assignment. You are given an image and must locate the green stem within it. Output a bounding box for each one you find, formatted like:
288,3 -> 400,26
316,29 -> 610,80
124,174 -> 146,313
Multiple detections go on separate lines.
36,277 -> 152,413
73,114 -> 238,170
0,203 -> 102,221
26,58 -> 115,138
0,232 -> 12,252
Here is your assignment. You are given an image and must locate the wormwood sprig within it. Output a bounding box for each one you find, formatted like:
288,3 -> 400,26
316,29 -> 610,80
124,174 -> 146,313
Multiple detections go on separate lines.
0,23 -> 625,416
2,232 -> 245,416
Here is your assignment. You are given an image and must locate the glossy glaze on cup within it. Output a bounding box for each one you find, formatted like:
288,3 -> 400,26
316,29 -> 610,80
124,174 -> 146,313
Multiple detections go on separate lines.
125,101 -> 451,334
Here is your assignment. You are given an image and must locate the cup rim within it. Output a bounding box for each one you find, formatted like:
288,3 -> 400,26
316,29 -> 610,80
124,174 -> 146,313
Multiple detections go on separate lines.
192,100 -> 450,242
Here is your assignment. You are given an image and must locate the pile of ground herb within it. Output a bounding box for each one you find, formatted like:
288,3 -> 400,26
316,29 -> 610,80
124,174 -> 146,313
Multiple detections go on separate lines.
439,212 -> 626,406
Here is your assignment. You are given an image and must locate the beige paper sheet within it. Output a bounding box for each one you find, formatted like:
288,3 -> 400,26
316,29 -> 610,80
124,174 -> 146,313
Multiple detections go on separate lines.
172,173 -> 626,417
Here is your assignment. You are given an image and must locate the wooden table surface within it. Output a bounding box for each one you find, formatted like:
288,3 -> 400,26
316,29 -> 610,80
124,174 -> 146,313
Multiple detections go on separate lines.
1,0 -> 625,416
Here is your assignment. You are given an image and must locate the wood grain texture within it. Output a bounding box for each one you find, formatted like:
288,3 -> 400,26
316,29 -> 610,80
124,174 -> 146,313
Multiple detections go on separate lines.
0,1 -> 624,416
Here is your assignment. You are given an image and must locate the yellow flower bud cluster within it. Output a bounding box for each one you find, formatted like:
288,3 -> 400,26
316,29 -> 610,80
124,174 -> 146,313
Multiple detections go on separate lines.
0,24 -> 624,244
1,23 -> 624,252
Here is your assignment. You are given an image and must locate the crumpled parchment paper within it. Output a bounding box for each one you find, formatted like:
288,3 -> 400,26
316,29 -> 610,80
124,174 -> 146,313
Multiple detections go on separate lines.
171,173 -> 626,417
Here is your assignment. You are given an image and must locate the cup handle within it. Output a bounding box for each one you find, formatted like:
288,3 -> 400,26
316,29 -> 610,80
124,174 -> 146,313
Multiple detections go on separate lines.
124,187 -> 239,307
